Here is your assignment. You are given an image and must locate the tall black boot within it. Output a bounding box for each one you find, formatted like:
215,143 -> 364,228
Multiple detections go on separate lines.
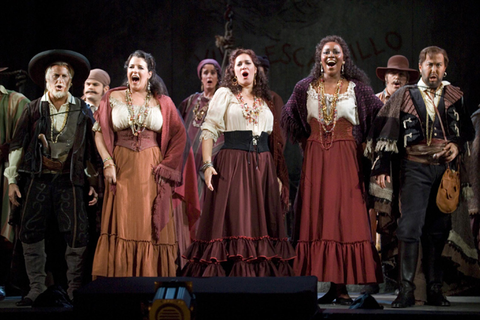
423,234 -> 450,306
391,241 -> 418,308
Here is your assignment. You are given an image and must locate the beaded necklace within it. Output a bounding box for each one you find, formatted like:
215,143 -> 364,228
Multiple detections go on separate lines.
50,104 -> 70,143
125,88 -> 151,136
317,77 -> 343,149
236,93 -> 262,125
192,92 -> 210,127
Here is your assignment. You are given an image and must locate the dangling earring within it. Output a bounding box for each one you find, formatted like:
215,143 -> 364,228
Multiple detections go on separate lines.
201,84 -> 204,91
127,81 -> 130,89
341,63 -> 345,75
147,80 -> 151,92
253,73 -> 257,86
232,76 -> 238,86
321,65 -> 324,74
443,71 -> 447,78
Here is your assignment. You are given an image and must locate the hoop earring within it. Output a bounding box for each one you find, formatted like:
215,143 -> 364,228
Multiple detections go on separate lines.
232,76 -> 238,86
443,71 -> 447,78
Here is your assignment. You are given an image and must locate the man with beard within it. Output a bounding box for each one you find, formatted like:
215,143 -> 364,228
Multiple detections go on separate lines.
83,68 -> 110,115
367,46 -> 474,308
5,50 -> 99,306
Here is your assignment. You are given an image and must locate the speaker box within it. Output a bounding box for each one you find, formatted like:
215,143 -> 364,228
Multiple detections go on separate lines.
74,276 -> 319,320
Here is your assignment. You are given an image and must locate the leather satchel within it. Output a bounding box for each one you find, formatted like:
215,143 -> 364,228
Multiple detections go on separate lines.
436,165 -> 460,213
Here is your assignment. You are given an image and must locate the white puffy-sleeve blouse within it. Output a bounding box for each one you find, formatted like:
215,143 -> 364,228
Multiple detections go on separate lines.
93,96 -> 163,132
200,87 -> 273,142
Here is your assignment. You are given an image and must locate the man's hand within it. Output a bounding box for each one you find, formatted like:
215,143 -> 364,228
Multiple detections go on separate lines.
88,186 -> 98,206
8,184 -> 22,207
375,174 -> 391,189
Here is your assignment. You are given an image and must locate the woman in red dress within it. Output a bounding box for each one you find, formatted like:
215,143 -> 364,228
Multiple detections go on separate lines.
282,35 -> 383,303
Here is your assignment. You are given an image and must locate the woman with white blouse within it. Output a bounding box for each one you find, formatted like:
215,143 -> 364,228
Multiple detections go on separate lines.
182,49 -> 294,277
91,50 -> 188,277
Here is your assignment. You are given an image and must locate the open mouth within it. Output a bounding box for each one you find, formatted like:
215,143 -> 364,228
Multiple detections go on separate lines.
326,59 -> 336,67
131,75 -> 140,84
242,71 -> 249,78
207,80 -> 213,84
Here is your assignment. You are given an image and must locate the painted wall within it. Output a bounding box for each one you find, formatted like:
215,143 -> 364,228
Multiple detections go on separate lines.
1,0 -> 479,112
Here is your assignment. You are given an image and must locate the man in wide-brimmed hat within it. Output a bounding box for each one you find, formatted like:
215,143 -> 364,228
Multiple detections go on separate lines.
4,50 -> 99,306
364,55 -> 421,297
0,65 -> 30,301
367,46 -> 474,308
376,55 -> 419,103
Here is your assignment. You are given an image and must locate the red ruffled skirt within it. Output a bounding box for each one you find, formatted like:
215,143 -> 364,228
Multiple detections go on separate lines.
182,148 -> 295,277
294,119 -> 382,284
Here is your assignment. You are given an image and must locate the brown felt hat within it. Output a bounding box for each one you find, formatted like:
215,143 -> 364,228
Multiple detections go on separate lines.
376,55 -> 419,84
28,49 -> 90,88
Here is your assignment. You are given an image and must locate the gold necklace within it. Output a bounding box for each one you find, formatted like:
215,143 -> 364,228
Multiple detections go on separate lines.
317,78 -> 343,124
425,90 -> 436,146
126,88 -> 151,136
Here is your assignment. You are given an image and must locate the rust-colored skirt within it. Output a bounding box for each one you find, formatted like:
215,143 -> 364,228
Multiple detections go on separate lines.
182,147 -> 295,277
92,146 -> 177,277
294,118 -> 382,284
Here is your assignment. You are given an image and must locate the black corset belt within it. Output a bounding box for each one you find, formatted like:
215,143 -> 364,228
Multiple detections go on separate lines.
222,131 -> 269,167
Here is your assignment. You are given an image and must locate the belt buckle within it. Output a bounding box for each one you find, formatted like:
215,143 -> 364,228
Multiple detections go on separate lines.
252,136 -> 259,146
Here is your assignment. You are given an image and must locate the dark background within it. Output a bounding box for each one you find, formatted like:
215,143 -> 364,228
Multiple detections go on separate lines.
1,0 -> 479,113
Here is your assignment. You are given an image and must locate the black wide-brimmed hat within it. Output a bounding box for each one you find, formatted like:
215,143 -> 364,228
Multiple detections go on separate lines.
28,49 -> 90,88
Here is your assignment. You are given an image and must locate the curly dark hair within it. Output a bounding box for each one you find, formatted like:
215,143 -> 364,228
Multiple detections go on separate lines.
221,48 -> 271,102
310,35 -> 370,85
123,50 -> 167,97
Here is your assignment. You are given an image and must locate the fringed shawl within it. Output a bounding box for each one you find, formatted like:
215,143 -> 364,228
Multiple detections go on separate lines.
95,87 -> 187,238
365,84 -> 464,159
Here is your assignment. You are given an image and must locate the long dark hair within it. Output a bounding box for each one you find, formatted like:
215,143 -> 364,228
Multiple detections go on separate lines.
310,35 -> 370,85
221,48 -> 271,102
124,50 -> 167,97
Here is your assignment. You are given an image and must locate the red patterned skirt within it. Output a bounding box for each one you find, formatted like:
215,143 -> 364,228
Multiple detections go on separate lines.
294,118 -> 382,284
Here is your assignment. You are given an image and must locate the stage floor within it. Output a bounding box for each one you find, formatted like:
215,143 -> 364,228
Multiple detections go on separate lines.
2,292 -> 480,320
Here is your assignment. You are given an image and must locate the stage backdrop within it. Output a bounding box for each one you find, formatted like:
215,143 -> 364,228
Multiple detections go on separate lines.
1,0 -> 479,112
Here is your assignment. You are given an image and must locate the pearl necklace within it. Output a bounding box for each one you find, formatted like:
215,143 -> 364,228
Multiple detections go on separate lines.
125,88 -> 151,136
317,77 -> 343,149
236,93 -> 262,125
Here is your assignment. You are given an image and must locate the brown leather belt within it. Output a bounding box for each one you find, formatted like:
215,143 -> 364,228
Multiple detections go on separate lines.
405,139 -> 446,165
42,155 -> 64,171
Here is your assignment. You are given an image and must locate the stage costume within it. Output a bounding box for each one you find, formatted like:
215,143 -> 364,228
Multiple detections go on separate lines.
92,87 -> 187,277
0,85 -> 29,242
182,87 -> 294,277
179,92 -> 224,210
7,92 -> 97,301
282,76 -> 383,284
366,79 -> 474,305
